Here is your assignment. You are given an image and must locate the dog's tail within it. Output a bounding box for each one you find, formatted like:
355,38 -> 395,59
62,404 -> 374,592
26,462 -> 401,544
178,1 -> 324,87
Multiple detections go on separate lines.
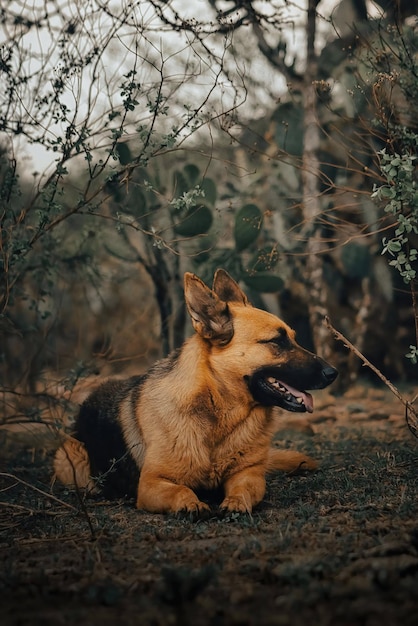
53,437 -> 97,493
266,448 -> 318,473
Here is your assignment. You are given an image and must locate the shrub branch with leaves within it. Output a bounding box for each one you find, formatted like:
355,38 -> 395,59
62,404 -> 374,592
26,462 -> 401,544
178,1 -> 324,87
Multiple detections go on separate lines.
0,0 -> 247,394
375,150 -> 417,283
372,150 -> 418,364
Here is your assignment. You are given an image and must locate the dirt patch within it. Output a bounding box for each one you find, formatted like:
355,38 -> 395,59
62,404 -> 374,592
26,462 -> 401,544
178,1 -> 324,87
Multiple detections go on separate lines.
1,383 -> 417,626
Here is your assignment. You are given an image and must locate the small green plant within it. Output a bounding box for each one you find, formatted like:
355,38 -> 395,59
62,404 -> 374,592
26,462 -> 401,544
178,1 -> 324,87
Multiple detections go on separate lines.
372,149 -> 418,364
373,150 -> 417,284
406,345 -> 418,365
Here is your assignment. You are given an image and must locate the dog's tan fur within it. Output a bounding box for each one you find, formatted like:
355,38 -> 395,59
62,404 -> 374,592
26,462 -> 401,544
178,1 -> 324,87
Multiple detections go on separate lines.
54,269 -> 337,514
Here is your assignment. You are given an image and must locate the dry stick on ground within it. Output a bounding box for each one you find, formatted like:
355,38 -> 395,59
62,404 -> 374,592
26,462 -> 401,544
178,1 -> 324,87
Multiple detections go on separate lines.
0,472 -> 78,511
60,443 -> 97,540
324,316 -> 418,440
1,470 -> 97,540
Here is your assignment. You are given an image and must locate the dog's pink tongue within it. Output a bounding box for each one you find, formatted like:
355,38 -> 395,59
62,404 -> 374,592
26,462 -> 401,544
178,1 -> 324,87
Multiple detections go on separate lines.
301,391 -> 314,413
285,383 -> 314,413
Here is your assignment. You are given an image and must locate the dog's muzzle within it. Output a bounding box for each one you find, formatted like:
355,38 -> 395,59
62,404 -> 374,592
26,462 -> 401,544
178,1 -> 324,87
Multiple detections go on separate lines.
246,361 -> 338,413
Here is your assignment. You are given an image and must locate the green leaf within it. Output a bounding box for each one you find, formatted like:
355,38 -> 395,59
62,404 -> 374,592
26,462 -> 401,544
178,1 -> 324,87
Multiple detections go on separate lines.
115,142 -> 132,165
340,243 -> 371,279
234,204 -> 263,252
272,102 -> 304,156
248,245 -> 279,272
127,189 -> 147,217
173,203 -> 213,237
387,240 -> 402,253
379,186 -> 396,199
173,171 -> 189,198
242,272 -> 284,293
201,178 -> 217,206
184,164 -> 200,186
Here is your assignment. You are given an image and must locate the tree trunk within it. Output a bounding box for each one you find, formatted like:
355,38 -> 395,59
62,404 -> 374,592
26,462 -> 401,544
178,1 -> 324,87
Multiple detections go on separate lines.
302,0 -> 332,360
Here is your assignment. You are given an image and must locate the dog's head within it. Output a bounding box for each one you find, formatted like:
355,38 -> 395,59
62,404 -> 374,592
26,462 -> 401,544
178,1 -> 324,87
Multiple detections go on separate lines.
184,269 -> 338,413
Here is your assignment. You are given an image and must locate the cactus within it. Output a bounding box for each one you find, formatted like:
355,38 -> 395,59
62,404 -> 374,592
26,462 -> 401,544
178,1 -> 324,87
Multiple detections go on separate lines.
183,163 -> 200,186
340,242 -> 371,279
248,245 -> 279,272
171,165 -> 216,237
201,177 -> 217,206
244,244 -> 283,292
173,203 -> 213,237
115,142 -> 133,165
233,207 -> 283,293
199,202 -> 284,294
234,204 -> 263,252
129,188 -> 148,218
272,102 -> 304,157
242,272 -> 284,293
108,156 -> 284,296
172,170 -> 189,199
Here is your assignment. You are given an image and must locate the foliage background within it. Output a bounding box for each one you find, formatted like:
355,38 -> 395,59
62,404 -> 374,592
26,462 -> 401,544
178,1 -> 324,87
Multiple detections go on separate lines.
0,0 -> 417,426
0,5 -> 417,624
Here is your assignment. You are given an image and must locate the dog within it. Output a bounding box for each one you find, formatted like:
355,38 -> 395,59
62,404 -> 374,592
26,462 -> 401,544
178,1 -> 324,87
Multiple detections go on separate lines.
54,269 -> 337,514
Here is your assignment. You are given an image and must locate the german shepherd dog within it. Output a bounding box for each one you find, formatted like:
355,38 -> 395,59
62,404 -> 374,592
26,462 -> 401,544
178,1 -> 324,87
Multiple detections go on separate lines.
54,269 -> 337,514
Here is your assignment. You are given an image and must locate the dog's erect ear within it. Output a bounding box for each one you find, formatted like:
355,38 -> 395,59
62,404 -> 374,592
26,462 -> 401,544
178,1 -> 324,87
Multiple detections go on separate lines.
212,269 -> 249,306
184,273 -> 234,345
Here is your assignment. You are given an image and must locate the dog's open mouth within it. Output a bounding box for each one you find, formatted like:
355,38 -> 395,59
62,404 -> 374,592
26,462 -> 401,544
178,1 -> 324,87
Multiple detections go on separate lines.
247,369 -> 314,413
265,377 -> 313,413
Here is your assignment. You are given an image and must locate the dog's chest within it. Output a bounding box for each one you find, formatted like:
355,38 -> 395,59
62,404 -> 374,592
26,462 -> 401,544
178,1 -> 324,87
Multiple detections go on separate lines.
200,427 -> 270,488
170,403 -> 273,488
173,436 -> 242,488
204,452 -> 245,486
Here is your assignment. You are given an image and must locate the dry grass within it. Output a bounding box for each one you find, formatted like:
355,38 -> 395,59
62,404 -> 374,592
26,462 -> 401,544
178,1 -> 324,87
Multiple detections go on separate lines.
0,383 -> 417,626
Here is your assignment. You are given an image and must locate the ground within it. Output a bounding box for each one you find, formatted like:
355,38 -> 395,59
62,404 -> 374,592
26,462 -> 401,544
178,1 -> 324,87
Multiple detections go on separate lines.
1,382 -> 417,626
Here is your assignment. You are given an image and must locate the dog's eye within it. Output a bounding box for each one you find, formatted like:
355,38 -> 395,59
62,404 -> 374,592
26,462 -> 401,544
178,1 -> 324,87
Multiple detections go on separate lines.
261,328 -> 291,348
271,334 -> 289,347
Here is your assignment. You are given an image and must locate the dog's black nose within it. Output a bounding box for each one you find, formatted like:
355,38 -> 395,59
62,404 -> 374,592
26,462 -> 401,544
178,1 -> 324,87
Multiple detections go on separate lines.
322,365 -> 338,384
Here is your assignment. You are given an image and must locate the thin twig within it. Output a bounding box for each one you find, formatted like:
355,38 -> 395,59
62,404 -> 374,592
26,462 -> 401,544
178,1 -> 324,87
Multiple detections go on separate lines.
0,501 -> 36,512
60,445 -> 97,540
324,316 -> 418,439
0,472 -> 78,511
0,501 -> 70,516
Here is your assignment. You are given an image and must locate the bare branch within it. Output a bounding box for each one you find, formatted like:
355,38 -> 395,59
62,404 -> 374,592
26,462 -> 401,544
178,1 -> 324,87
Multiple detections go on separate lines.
324,317 -> 418,439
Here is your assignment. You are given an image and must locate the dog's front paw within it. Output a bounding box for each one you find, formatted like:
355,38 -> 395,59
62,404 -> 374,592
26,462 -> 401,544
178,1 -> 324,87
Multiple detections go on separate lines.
174,502 -> 212,522
178,501 -> 210,515
172,492 -> 210,516
220,495 -> 252,514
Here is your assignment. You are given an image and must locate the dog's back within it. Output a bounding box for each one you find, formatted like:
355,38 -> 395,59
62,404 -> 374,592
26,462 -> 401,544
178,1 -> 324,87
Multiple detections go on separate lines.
54,376 -> 145,498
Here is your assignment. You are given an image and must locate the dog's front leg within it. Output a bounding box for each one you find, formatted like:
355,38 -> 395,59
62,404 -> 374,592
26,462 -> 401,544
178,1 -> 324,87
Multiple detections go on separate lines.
136,471 -> 210,515
221,467 -> 266,513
